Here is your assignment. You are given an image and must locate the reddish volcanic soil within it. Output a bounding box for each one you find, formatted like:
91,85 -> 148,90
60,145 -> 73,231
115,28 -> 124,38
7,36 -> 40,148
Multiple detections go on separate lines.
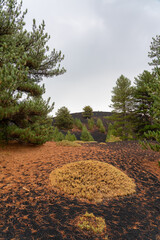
0,141 -> 160,240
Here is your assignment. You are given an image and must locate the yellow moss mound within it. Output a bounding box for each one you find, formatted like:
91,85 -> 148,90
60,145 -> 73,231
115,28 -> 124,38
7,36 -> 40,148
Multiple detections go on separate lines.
50,160 -> 136,203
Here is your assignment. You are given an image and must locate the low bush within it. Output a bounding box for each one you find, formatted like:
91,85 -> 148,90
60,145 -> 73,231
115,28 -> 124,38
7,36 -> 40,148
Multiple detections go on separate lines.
52,127 -> 65,142
106,123 -> 121,142
106,135 -> 122,142
80,126 -> 94,141
65,131 -> 77,141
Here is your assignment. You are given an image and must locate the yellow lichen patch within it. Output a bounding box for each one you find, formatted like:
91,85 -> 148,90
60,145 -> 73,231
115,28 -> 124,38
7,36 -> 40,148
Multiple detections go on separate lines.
49,160 -> 136,203
76,212 -> 107,236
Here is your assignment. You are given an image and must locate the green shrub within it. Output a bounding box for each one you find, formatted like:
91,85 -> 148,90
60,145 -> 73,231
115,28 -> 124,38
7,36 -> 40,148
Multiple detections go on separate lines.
106,135 -> 122,142
97,118 -> 103,128
74,118 -> 83,130
99,124 -> 105,133
82,106 -> 93,119
65,131 -> 77,141
55,106 -> 73,130
52,127 -> 65,142
80,126 -> 94,141
88,118 -> 95,130
97,118 -> 105,133
106,123 -> 115,139
106,123 -> 122,142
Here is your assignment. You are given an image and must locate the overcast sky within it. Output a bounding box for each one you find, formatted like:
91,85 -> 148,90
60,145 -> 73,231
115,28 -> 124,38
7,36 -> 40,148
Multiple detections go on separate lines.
22,0 -> 160,116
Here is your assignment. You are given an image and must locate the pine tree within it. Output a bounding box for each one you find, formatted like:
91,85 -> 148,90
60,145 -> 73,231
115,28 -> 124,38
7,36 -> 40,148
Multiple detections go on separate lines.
80,126 -> 94,141
0,0 -> 65,144
55,107 -> 73,130
148,35 -> 160,72
82,106 -> 93,119
132,70 -> 158,137
141,36 -> 160,151
109,75 -> 134,140
142,73 -> 160,150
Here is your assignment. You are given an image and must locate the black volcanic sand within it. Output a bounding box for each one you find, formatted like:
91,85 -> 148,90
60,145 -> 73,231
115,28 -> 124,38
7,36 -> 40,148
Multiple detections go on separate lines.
0,141 -> 160,240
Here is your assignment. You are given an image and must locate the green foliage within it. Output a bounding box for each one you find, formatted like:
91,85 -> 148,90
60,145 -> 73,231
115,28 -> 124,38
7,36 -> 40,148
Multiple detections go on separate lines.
140,130 -> 160,151
82,106 -> 93,119
148,35 -> 160,72
65,131 -> 77,141
0,0 -> 65,145
88,118 -> 95,130
139,36 -> 160,151
106,135 -> 122,142
132,70 -> 158,137
74,118 -> 83,130
106,123 -> 116,142
80,126 -> 94,141
110,75 -> 133,113
55,107 -> 73,130
52,127 -> 65,142
96,118 -> 105,133
109,75 -> 134,140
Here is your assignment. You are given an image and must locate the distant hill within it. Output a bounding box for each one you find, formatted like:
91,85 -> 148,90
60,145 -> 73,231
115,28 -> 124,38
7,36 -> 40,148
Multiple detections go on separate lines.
53,111 -> 112,142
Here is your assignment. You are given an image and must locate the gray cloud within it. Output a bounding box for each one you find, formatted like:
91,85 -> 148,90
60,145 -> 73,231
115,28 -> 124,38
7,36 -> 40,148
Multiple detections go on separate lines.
22,0 -> 160,115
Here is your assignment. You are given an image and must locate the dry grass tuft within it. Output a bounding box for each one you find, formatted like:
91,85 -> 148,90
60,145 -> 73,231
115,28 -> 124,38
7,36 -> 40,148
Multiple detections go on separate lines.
56,140 -> 81,147
76,211 -> 107,236
50,160 -> 136,203
106,135 -> 122,142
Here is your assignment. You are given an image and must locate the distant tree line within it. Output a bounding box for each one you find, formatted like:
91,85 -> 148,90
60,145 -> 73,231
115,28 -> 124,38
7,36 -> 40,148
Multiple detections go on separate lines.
108,35 -> 160,150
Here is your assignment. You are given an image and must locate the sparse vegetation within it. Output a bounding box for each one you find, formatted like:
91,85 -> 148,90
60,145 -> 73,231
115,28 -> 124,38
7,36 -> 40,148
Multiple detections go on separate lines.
50,160 -> 136,203
76,212 -> 107,236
